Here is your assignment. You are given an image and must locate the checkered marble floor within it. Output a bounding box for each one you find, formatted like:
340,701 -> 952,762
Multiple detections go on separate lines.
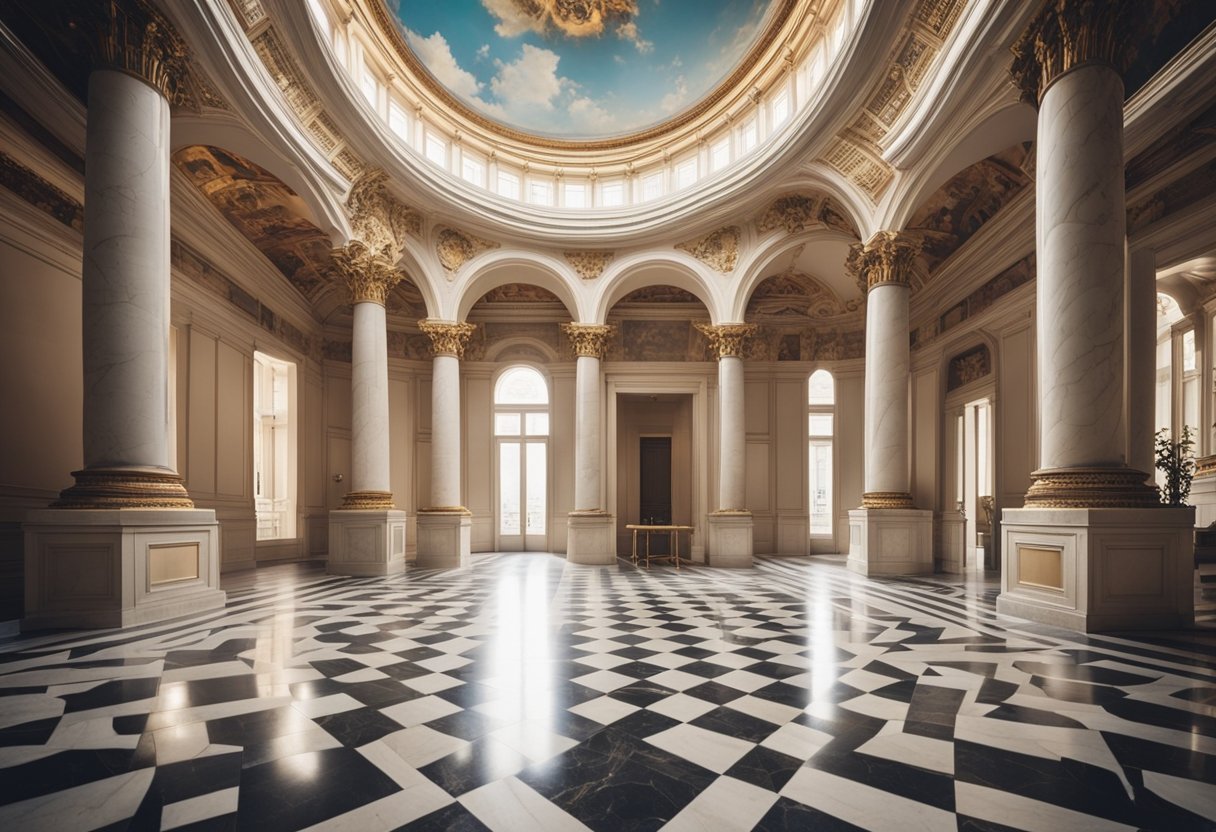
1,554 -> 1214,831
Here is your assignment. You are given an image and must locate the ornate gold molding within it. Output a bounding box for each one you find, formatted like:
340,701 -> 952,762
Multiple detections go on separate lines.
330,242 -> 402,305
70,0 -> 190,102
862,491 -> 915,509
339,490 -> 395,510
677,226 -> 741,274
436,227 -> 499,275
1024,467 -> 1160,508
53,467 -> 194,509
418,506 -> 473,515
847,230 -> 921,291
561,323 -> 615,359
1195,455 -> 1216,479
564,251 -> 614,280
348,170 -> 421,262
419,320 -> 477,359
1010,0 -> 1155,105
694,323 -> 758,359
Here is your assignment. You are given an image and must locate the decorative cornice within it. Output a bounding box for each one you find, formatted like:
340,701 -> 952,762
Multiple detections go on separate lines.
862,491 -> 915,509
53,467 -> 194,509
1010,0 -> 1156,106
847,230 -> 921,291
339,490 -> 395,510
677,226 -> 740,273
329,242 -> 402,305
436,226 -> 499,276
564,251 -> 615,280
694,323 -> 757,359
419,320 -> 477,358
1024,467 -> 1160,508
561,323 -> 615,359
69,0 -> 190,102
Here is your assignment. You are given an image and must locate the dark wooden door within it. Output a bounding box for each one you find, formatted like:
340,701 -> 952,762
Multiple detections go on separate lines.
639,437 -> 672,554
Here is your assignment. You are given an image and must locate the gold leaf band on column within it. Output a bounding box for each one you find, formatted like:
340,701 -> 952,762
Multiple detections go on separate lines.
1024,467 -> 1159,508
561,323 -> 614,359
862,491 -> 914,509
70,0 -> 190,101
339,490 -> 396,510
694,323 -> 757,359
419,320 -> 477,358
53,467 -> 194,509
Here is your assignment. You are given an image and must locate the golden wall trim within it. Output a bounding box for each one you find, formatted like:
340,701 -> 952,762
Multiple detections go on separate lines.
339,490 -> 396,510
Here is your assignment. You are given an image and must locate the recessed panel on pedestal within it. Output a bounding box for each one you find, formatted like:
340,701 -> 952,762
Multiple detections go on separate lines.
1016,545 -> 1063,591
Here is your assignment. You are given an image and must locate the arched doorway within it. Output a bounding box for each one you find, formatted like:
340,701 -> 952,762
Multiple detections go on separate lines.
494,365 -> 550,551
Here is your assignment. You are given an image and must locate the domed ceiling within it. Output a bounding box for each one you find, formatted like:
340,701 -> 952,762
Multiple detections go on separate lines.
388,0 -> 779,138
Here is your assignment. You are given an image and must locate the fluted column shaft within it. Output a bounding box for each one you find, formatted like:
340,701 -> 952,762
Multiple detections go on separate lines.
420,321 -> 476,511
695,323 -> 756,512
562,324 -> 614,512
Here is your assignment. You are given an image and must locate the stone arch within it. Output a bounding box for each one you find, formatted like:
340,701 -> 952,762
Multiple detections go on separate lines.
594,253 -> 723,324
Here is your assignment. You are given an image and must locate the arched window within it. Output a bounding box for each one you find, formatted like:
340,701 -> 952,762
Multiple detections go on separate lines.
494,366 -> 549,550
808,370 -> 835,537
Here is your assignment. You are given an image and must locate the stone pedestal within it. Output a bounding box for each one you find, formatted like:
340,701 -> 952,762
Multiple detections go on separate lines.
415,511 -> 471,569
847,508 -> 934,577
939,511 -> 966,574
706,512 -> 753,568
999,507 -> 1195,632
327,509 -> 406,577
567,511 -> 616,565
1191,462 -> 1216,527
23,509 -> 225,630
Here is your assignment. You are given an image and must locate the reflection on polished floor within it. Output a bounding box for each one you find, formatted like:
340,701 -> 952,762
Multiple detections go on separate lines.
1,554 -> 1214,831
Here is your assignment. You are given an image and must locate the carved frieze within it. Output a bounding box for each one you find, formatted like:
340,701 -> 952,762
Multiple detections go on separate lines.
346,170 -> 420,265
436,226 -> 499,275
561,323 -> 615,359
946,344 -> 992,391
676,226 -> 740,273
419,320 -> 478,358
564,250 -> 615,280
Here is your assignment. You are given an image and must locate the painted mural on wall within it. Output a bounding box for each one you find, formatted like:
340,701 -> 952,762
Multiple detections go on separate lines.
947,344 -> 992,391
907,142 -> 1034,275
910,254 -> 1035,349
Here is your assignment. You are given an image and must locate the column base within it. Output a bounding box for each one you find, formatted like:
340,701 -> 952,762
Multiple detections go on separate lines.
706,511 -> 753,568
23,508 -> 225,630
415,509 -> 471,569
53,467 -> 194,509
567,511 -> 616,565
847,508 -> 934,577
999,507 -> 1195,632
327,509 -> 407,576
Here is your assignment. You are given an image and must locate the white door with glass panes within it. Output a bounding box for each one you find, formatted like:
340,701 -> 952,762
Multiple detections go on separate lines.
494,366 -> 550,551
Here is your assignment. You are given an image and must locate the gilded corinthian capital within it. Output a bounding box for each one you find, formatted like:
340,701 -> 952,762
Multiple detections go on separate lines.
330,242 -> 402,305
694,323 -> 757,360
561,323 -> 614,359
846,230 -> 921,292
1010,0 -> 1158,105
347,170 -> 421,266
419,320 -> 477,359
69,0 -> 189,101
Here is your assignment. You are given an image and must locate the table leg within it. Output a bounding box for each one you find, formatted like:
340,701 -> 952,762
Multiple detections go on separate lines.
673,530 -> 680,570
631,529 -> 638,565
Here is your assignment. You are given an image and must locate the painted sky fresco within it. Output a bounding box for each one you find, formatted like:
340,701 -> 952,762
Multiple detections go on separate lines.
388,0 -> 776,138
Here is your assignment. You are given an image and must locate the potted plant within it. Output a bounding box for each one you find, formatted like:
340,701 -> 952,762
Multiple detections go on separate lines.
1155,425 -> 1195,506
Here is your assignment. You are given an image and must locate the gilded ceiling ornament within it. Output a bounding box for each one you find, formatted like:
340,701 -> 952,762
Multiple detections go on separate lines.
563,251 -> 615,280
756,194 -> 819,234
329,242 -> 402,305
561,323 -> 615,359
693,323 -> 757,359
848,230 -> 921,291
346,169 -> 421,266
676,226 -> 740,273
436,227 -> 499,276
419,320 -> 478,358
67,0 -> 190,103
1010,0 -> 1158,106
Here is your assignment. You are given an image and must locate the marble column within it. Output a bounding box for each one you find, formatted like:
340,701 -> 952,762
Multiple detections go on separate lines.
695,323 -> 756,567
845,231 -> 933,576
326,249 -> 406,576
1126,248 -> 1157,479
1000,1 -> 1192,632
416,320 -> 476,568
562,324 -> 616,564
24,1 -> 225,630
